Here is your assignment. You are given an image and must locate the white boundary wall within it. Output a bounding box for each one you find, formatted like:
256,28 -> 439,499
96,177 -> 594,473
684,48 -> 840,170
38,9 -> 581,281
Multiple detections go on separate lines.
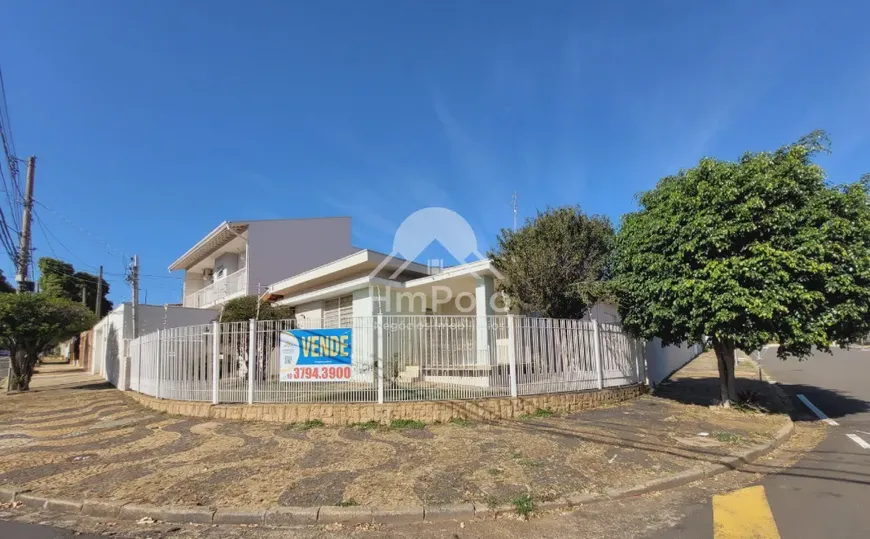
644,338 -> 704,387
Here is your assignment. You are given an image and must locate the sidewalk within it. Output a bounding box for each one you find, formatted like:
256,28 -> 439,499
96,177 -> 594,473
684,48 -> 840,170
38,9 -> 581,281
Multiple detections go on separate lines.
0,354 -> 789,513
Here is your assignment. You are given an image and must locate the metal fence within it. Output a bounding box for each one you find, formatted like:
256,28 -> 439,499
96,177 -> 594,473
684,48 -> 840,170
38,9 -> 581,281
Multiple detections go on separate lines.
126,315 -> 646,405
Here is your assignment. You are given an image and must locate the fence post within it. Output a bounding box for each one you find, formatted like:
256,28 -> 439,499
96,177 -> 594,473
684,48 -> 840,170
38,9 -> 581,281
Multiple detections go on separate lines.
376,314 -> 384,404
637,338 -> 647,385
156,329 -> 163,399
592,319 -> 603,389
634,337 -> 641,385
137,336 -> 143,392
507,315 -> 518,398
247,319 -> 255,405
212,321 -> 220,405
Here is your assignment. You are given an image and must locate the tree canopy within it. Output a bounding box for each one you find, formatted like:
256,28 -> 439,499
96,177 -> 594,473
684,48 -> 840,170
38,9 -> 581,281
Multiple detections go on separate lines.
0,293 -> 96,390
612,131 -> 870,404
38,257 -> 113,315
220,295 -> 295,323
488,205 -> 615,319
0,268 -> 13,293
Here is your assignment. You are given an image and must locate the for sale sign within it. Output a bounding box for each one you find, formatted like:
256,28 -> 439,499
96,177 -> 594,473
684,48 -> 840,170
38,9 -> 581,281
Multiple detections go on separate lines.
279,328 -> 352,382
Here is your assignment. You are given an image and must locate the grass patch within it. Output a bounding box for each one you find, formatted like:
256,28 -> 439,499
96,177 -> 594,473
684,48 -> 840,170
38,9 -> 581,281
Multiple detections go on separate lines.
511,451 -> 541,467
389,419 -> 426,430
337,498 -> 358,507
487,468 -> 503,476
712,431 -> 741,444
511,493 -> 534,518
518,408 -> 554,420
350,420 -> 380,430
289,419 -> 325,430
448,417 -> 475,427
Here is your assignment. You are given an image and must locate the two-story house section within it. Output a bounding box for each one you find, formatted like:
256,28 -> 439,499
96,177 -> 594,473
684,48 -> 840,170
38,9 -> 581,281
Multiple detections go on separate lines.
169,217 -> 357,309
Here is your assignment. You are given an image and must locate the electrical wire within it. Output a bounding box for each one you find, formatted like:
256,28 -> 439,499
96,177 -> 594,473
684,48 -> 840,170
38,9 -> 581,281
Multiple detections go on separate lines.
0,65 -> 22,252
32,198 -> 126,261
33,210 -> 100,272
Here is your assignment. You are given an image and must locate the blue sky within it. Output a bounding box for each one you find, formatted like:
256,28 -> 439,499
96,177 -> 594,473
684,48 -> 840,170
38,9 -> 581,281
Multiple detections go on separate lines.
1,0 -> 868,306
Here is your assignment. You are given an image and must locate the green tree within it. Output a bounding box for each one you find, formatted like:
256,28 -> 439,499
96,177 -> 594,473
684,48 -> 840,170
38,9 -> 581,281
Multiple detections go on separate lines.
37,257 -> 113,315
488,205 -> 615,318
612,131 -> 870,406
0,293 -> 96,390
0,268 -> 13,293
220,295 -> 295,322
73,271 -> 113,316
219,295 -> 295,383
37,258 -> 77,298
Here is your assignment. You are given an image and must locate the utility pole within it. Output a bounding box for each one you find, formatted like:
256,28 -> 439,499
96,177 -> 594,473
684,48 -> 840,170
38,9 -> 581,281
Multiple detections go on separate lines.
95,265 -> 103,318
130,255 -> 139,338
15,156 -> 36,292
81,284 -> 86,305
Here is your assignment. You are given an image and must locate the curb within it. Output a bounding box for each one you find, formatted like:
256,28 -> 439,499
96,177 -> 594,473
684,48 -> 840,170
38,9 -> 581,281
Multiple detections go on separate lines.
0,416 -> 794,527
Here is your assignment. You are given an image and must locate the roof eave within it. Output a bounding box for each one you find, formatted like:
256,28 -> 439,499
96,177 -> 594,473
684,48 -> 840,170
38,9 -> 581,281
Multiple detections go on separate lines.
168,221 -> 247,271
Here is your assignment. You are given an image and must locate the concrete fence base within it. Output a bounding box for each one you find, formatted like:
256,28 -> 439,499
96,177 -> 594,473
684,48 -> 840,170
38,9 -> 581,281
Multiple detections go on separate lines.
125,384 -> 646,425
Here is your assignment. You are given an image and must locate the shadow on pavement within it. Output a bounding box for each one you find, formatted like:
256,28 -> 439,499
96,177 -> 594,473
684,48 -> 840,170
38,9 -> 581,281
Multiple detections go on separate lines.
652,377 -> 870,420
652,377 -> 780,408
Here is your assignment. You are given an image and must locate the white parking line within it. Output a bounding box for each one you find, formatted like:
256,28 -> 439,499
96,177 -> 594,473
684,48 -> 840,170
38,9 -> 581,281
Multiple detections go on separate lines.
847,434 -> 870,450
796,394 -> 840,426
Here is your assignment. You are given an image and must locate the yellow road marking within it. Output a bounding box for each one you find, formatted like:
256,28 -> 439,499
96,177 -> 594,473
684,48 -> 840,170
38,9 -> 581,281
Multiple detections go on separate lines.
713,485 -> 781,539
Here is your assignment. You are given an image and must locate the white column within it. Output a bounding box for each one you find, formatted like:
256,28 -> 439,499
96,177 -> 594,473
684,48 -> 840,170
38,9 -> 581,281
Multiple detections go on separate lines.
507,315 -> 518,398
592,320 -> 603,389
212,321 -> 220,405
475,275 -> 495,365
376,313 -> 384,404
247,319 -> 256,405
352,287 -> 375,384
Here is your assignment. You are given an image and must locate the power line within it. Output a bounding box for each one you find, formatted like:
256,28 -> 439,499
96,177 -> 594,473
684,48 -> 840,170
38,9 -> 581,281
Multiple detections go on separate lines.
33,209 -> 100,272
0,65 -> 22,263
32,198 -> 126,260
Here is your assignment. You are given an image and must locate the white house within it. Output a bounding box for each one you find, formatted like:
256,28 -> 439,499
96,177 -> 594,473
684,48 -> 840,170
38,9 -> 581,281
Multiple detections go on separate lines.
168,217 -> 357,309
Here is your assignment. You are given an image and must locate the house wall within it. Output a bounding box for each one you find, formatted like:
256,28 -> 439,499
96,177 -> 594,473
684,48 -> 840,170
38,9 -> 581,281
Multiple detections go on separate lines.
136,305 -> 220,335
214,252 -> 240,278
246,218 -> 356,296
183,275 -> 207,297
585,302 -> 621,323
295,301 -> 324,324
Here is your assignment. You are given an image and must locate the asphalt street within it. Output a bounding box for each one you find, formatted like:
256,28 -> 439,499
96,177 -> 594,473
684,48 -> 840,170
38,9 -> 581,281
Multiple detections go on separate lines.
645,346 -> 870,538
0,519 -> 103,538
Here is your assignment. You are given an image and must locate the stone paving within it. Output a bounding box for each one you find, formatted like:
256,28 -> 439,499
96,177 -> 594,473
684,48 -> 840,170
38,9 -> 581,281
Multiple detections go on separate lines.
0,354 -> 788,510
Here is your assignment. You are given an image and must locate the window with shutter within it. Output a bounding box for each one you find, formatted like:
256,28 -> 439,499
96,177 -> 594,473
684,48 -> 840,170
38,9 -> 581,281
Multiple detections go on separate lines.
322,295 -> 353,328
339,295 -> 354,327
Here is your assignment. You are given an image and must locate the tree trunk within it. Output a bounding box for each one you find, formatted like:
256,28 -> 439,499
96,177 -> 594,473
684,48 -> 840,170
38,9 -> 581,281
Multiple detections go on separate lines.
712,337 -> 738,407
22,351 -> 39,390
8,349 -> 27,391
